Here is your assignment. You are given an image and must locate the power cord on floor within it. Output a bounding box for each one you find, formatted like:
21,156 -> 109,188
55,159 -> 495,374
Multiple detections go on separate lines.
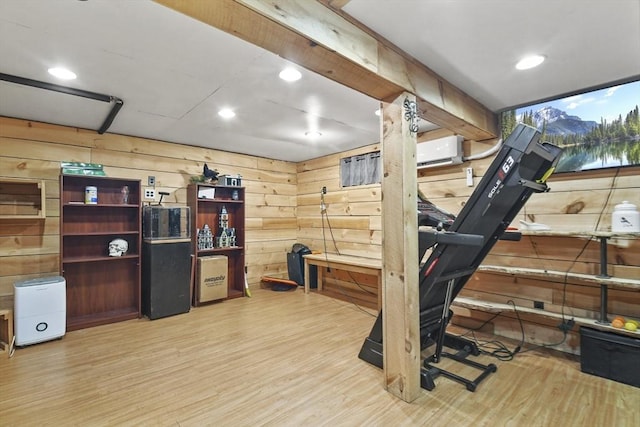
453,300 -> 524,361
452,298 -> 576,361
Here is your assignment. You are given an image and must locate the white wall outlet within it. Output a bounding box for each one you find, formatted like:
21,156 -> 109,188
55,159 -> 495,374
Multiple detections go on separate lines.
143,188 -> 156,201
466,167 -> 474,187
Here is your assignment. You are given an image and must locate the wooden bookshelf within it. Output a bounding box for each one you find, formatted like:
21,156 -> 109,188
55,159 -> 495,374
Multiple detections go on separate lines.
60,175 -> 141,331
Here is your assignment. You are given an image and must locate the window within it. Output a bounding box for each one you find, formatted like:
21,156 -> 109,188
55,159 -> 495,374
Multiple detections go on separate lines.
340,151 -> 381,187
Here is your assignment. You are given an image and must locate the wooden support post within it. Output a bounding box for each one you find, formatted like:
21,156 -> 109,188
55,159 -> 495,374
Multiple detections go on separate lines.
381,93 -> 420,402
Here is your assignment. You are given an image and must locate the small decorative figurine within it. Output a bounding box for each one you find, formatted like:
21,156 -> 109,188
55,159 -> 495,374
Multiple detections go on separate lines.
203,163 -> 219,183
121,185 -> 129,204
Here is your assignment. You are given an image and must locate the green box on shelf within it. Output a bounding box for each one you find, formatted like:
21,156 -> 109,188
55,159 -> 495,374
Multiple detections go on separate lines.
61,162 -> 106,176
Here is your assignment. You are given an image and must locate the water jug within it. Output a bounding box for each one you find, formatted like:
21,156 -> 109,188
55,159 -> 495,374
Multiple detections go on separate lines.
611,201 -> 639,233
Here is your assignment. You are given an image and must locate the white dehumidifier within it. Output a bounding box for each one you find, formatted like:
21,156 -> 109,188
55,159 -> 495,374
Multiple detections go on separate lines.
14,276 -> 66,346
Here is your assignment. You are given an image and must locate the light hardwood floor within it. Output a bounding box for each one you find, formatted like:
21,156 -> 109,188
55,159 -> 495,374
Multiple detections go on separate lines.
1,289 -> 638,426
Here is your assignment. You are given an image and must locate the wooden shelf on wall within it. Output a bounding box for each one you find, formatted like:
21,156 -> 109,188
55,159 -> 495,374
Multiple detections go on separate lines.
0,178 -> 46,219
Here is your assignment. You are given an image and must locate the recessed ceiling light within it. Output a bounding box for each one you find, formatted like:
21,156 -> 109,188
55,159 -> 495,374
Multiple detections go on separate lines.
48,67 -> 77,80
218,108 -> 236,119
305,131 -> 322,138
279,67 -> 302,82
515,54 -> 546,70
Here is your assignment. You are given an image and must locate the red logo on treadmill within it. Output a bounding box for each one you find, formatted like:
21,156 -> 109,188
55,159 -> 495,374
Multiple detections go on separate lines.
489,156 -> 515,199
498,156 -> 515,180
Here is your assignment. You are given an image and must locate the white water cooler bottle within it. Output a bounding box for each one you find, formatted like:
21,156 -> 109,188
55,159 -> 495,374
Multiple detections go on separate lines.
611,201 -> 639,233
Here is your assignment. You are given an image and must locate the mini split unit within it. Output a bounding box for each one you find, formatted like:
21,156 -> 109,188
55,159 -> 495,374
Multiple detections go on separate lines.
416,135 -> 464,169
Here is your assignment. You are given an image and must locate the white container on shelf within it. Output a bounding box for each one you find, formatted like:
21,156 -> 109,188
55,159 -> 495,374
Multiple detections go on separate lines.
611,201 -> 639,233
85,186 -> 97,204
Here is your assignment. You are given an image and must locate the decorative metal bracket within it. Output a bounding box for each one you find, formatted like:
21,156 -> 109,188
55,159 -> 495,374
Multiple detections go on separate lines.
403,97 -> 419,134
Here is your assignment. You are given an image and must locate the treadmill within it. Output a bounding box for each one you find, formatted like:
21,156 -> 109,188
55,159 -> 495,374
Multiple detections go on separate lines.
358,123 -> 563,392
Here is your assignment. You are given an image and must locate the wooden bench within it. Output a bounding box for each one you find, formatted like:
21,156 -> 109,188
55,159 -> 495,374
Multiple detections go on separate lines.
303,253 -> 382,309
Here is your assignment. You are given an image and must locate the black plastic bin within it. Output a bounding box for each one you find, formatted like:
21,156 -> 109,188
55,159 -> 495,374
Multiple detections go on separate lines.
580,326 -> 640,388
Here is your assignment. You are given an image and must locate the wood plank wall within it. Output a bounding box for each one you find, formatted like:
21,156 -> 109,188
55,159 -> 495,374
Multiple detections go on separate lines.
2,116 -> 638,354
0,117 -> 297,306
297,144 -> 382,259
297,145 -> 383,309
423,137 -> 640,353
298,133 -> 640,354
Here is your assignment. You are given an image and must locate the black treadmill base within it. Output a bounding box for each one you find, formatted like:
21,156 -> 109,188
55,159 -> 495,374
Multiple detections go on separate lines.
358,337 -> 383,369
359,333 -> 497,392
423,348 -> 498,392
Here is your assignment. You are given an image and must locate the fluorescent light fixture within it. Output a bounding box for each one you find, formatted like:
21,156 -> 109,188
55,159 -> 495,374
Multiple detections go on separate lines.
218,108 -> 236,119
305,131 -> 322,138
279,67 -> 302,82
515,54 -> 545,70
47,67 -> 77,80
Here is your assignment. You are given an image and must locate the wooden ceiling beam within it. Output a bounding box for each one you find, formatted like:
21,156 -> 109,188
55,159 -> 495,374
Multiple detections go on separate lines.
320,0 -> 353,9
154,0 -> 499,140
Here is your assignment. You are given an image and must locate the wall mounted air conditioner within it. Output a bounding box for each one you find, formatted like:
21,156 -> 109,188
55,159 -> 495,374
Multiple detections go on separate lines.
416,135 -> 464,169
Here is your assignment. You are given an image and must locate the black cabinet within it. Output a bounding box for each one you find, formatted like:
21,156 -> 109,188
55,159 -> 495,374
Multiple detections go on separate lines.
142,239 -> 191,319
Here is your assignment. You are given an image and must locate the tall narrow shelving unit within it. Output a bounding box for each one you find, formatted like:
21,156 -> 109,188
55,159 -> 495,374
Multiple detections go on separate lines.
188,183 -> 245,302
60,175 -> 141,331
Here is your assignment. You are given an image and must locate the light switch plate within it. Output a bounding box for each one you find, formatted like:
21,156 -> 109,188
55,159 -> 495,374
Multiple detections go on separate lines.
466,167 -> 474,187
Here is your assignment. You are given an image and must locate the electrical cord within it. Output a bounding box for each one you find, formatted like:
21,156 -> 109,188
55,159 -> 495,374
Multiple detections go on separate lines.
452,300 -> 524,361
319,190 -> 377,317
320,191 -> 377,296
594,167 -> 620,232
517,193 -> 615,354
511,169 -> 620,351
451,297 -> 575,359
554,166 -> 619,328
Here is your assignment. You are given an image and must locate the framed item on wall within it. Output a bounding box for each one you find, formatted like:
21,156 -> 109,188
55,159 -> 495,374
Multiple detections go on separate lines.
500,79 -> 640,173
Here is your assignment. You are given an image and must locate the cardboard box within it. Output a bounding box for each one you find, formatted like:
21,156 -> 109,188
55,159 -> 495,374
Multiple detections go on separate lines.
197,256 -> 228,303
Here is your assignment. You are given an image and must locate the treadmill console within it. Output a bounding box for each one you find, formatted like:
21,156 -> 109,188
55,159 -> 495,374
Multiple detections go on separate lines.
418,198 -> 455,229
